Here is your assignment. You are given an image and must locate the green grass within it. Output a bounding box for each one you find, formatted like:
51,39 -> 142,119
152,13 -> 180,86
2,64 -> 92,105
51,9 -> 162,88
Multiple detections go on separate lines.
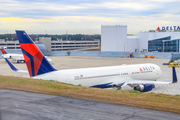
0,75 -> 180,114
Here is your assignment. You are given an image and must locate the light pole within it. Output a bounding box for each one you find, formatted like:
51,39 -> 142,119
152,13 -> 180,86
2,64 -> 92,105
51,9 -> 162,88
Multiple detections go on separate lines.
138,41 -> 142,52
67,41 -> 70,51
67,41 -> 70,56
66,31 -> 68,41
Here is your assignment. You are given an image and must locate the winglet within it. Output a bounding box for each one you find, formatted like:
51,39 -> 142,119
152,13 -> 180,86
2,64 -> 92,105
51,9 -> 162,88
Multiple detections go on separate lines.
172,67 -> 177,83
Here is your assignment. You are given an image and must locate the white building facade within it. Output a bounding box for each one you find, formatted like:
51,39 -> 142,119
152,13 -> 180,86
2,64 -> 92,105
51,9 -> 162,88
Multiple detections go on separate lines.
101,25 -> 180,53
101,25 -> 127,51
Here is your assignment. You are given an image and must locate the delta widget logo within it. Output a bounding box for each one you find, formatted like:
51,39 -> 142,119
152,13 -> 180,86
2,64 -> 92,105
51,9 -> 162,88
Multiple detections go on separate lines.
156,26 -> 180,31
156,27 -> 160,31
0,49 -> 6,54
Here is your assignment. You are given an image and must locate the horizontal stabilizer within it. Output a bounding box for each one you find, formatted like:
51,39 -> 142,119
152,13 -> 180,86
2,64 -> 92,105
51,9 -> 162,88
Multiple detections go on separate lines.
5,58 -> 28,73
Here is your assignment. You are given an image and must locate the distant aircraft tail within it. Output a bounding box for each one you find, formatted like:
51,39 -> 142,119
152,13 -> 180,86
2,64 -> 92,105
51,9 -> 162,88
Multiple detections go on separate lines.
16,30 -> 57,77
0,47 -> 8,54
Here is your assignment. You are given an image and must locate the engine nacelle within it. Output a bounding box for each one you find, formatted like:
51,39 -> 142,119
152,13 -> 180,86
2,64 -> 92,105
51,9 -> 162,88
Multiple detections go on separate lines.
134,84 -> 154,92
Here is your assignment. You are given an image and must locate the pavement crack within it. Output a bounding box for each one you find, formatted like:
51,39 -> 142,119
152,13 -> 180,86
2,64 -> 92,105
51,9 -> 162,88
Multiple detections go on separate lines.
123,112 -> 136,120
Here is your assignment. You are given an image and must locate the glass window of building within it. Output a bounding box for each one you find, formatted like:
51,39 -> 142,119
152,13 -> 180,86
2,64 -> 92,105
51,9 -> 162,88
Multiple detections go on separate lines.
148,36 -> 179,52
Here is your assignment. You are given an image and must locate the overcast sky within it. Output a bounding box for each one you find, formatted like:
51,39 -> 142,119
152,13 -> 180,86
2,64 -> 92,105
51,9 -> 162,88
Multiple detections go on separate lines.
0,0 -> 179,34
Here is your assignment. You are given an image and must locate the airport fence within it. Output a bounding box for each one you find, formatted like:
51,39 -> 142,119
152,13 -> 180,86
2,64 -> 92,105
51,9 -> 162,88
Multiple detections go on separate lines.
49,51 -> 173,59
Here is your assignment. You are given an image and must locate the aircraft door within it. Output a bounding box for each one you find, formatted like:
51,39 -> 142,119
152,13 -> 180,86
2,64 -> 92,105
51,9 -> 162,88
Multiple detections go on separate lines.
66,75 -> 71,84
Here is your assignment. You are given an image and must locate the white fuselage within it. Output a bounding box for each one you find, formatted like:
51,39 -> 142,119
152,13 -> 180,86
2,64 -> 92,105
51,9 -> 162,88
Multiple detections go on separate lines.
2,54 -> 24,61
33,63 -> 162,87
2,54 -> 52,62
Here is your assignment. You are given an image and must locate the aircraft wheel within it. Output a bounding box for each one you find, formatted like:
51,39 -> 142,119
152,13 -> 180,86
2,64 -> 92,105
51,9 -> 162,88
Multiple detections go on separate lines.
113,86 -> 121,90
23,60 -> 25,63
17,60 -> 19,63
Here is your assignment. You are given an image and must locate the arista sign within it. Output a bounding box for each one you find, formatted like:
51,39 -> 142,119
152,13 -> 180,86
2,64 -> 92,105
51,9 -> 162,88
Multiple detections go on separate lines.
157,26 -> 180,31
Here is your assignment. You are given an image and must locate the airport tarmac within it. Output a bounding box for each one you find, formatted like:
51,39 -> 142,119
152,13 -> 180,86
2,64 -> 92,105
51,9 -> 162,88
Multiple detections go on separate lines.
0,56 -> 180,95
1,89 -> 180,120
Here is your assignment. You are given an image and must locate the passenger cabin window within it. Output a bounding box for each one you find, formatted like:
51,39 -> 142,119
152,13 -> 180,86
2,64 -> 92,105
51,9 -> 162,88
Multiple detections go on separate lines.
122,73 -> 128,75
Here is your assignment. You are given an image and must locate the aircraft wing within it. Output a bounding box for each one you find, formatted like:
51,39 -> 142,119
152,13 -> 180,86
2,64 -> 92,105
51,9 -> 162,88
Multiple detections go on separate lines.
5,58 -> 28,73
121,79 -> 171,87
99,77 -> 172,87
95,66 -> 177,92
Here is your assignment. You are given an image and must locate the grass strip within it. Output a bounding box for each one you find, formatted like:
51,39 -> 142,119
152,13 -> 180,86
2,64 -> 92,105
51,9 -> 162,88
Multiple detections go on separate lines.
0,75 -> 180,113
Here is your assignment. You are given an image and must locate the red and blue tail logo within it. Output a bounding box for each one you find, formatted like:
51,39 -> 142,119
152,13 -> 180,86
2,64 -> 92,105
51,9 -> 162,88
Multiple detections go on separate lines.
16,30 -> 56,77
0,48 -> 8,54
156,27 -> 160,31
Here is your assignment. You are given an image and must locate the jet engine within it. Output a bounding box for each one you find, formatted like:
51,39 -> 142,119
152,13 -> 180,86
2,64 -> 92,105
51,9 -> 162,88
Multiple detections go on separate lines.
134,84 -> 154,92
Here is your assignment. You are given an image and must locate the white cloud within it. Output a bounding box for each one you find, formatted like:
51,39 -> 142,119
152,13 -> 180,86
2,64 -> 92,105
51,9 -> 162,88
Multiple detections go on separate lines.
0,0 -> 180,34
1,14 -> 180,34
150,0 -> 180,2
0,0 -> 85,13
0,0 -> 157,14
84,2 -> 156,10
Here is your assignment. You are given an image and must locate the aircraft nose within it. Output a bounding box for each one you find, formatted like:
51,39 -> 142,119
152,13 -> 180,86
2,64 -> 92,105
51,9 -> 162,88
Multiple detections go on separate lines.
156,65 -> 162,77
157,69 -> 162,76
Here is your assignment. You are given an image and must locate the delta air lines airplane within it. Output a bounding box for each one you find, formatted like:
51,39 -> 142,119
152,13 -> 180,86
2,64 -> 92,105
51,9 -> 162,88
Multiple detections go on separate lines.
0,47 -> 52,63
4,30 -> 178,92
0,47 -> 25,63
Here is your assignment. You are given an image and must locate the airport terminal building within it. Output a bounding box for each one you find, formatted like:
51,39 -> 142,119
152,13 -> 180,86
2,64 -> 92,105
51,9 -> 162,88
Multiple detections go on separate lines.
101,25 -> 180,53
0,25 -> 179,53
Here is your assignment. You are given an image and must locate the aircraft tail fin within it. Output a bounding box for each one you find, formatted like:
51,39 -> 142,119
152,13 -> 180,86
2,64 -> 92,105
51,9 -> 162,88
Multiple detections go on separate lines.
0,47 -> 8,54
15,30 -> 57,77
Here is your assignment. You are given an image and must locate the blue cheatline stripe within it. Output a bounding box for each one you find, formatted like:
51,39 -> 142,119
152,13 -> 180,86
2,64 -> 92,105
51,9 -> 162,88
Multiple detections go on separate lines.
5,58 -> 18,72
21,48 -> 35,76
172,67 -> 177,83
91,82 -> 113,88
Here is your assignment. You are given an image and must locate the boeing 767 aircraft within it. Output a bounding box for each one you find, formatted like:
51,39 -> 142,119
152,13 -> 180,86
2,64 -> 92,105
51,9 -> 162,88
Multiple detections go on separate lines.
4,30 -> 178,92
